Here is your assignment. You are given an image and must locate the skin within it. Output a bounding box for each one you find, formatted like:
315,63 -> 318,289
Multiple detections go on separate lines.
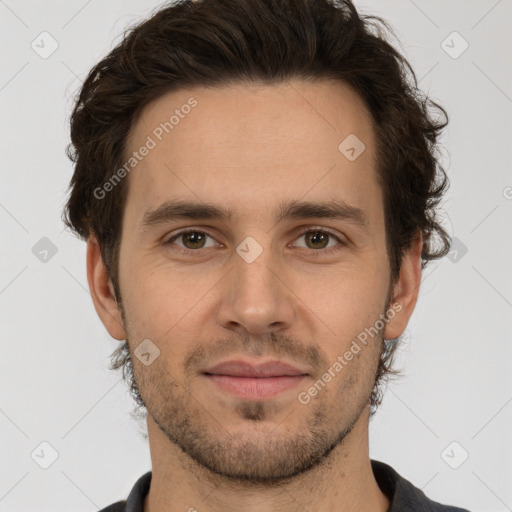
87,78 -> 422,512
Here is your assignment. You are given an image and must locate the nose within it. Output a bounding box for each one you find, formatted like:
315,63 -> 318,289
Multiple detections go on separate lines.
216,244 -> 296,337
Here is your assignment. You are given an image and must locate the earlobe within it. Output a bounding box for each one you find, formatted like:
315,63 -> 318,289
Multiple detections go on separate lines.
384,232 -> 423,341
86,235 -> 126,340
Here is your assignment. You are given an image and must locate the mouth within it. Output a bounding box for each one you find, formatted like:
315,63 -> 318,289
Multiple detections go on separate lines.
202,359 -> 310,400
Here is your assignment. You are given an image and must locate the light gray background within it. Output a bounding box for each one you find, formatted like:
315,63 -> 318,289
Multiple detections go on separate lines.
1,0 -> 511,510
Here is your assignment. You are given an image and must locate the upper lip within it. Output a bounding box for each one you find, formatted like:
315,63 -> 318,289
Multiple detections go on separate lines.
203,360 -> 309,378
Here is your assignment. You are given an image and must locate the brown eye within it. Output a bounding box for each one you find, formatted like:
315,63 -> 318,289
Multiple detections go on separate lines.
293,229 -> 344,253
303,231 -> 330,249
164,227 -> 345,256
166,230 -> 216,250
181,231 -> 207,249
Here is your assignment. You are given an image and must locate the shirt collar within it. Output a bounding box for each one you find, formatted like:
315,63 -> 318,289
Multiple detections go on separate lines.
120,460 -> 468,512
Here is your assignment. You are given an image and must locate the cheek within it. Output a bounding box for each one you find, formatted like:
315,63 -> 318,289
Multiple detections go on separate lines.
302,265 -> 387,334
119,256 -> 218,341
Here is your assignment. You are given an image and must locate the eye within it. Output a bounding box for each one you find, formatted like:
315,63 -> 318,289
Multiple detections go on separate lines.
163,227 -> 346,255
165,230 -> 218,251
291,228 -> 345,255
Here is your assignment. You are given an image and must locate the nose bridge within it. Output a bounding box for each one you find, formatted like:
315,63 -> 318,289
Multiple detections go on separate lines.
217,232 -> 294,334
234,233 -> 282,305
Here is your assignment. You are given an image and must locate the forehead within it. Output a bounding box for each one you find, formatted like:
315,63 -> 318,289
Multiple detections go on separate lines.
123,78 -> 380,228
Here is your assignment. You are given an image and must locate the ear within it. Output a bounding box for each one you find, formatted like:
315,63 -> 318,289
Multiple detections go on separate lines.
86,235 -> 126,340
384,231 -> 423,340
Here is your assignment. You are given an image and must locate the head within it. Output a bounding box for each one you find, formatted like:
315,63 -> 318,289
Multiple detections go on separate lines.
63,0 -> 450,482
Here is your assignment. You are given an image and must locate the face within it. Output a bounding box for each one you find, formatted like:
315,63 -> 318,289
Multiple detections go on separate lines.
89,78 -> 420,483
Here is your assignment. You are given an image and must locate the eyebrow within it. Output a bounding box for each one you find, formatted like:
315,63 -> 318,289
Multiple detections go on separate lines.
140,198 -> 370,233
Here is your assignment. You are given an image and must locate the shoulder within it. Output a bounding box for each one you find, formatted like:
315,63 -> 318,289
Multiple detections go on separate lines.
371,459 -> 472,511
97,501 -> 127,512
97,470 -> 152,512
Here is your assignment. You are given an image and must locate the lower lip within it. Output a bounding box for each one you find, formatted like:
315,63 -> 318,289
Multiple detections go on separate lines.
204,374 -> 308,400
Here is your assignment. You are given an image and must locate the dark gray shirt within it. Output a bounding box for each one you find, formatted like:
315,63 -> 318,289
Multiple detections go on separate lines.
98,460 -> 471,511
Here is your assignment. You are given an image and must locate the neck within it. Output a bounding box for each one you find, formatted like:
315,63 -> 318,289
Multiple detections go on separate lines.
143,406 -> 390,512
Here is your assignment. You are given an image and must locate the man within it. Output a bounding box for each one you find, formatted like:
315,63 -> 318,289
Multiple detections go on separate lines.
63,0 -> 470,510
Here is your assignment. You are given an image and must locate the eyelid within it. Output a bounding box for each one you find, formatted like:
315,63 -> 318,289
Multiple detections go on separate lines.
294,226 -> 347,244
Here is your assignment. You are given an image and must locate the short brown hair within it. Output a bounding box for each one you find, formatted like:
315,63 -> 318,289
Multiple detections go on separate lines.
63,0 -> 451,412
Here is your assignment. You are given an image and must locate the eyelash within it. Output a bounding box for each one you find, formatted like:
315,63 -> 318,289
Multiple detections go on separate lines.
164,227 -> 346,256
